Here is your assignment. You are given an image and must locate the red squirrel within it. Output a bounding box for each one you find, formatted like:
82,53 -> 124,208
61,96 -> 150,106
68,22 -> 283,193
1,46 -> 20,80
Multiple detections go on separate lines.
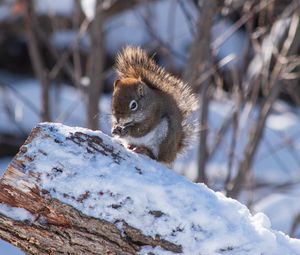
111,46 -> 198,165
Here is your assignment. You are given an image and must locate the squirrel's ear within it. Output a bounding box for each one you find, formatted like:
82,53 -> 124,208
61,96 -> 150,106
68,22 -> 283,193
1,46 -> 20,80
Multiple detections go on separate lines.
113,79 -> 121,89
138,81 -> 149,98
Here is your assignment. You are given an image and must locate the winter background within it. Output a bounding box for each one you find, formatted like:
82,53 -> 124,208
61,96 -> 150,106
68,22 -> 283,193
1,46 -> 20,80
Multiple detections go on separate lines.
0,0 -> 299,254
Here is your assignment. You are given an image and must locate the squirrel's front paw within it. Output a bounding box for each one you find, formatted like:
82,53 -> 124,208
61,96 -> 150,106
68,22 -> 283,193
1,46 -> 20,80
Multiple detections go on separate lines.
112,125 -> 128,137
130,146 -> 155,159
127,144 -> 135,150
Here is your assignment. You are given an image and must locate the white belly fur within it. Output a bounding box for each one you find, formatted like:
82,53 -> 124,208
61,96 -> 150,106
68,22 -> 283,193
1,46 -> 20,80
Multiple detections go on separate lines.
118,118 -> 169,158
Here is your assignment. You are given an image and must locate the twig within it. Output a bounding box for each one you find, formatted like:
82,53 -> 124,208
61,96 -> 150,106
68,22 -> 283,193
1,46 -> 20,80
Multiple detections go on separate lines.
212,0 -> 276,50
138,6 -> 187,62
0,86 -> 27,136
209,109 -> 234,158
225,68 -> 240,191
72,0 -> 83,88
23,0 -> 50,122
36,18 -> 90,88
246,179 -> 300,193
290,212 -> 300,237
184,0 -> 218,184
0,81 -> 39,116
177,0 -> 196,36
86,1 -> 104,130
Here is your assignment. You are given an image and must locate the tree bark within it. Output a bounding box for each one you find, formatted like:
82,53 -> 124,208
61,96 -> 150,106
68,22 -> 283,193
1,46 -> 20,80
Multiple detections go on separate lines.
23,0 -> 51,122
0,124 -> 181,255
86,2 -> 104,130
183,1 -> 219,184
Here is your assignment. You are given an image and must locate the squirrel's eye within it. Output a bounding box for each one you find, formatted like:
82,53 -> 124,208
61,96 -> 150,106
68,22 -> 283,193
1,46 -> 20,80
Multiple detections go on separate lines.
129,100 -> 138,111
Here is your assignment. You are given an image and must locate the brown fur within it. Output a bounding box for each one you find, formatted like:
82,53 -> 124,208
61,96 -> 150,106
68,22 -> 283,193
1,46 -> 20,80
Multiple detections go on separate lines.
112,47 -> 198,164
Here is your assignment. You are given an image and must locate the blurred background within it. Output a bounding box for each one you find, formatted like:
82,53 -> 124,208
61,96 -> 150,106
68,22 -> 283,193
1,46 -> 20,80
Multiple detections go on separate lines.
0,0 -> 299,253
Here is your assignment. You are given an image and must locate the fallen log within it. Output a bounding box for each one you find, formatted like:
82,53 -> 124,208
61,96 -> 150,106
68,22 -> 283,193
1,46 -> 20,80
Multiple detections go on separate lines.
0,123 -> 299,255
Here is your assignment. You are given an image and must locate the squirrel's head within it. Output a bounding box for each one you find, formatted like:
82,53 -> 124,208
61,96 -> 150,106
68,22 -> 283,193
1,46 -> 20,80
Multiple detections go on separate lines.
111,77 -> 156,137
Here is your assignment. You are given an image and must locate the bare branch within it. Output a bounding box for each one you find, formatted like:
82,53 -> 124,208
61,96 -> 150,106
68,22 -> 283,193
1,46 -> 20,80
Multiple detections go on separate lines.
184,1 -> 219,184
86,2 -> 105,130
227,11 -> 300,198
23,0 -> 50,122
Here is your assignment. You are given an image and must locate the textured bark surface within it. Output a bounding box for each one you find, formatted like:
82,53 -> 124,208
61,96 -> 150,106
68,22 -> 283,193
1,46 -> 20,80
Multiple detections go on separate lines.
0,124 -> 181,255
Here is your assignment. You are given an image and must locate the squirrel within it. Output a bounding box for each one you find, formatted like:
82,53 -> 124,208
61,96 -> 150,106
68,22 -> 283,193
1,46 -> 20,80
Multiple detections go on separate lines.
111,46 -> 198,165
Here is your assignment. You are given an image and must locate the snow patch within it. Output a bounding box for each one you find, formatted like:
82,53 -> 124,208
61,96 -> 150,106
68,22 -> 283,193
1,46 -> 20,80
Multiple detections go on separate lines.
17,122 -> 300,255
266,113 -> 299,131
80,0 -> 96,20
0,204 -> 34,222
254,194 -> 300,236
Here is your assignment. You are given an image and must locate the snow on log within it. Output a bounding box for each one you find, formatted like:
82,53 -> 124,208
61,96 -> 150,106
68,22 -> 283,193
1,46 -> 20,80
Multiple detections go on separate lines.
0,123 -> 299,255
